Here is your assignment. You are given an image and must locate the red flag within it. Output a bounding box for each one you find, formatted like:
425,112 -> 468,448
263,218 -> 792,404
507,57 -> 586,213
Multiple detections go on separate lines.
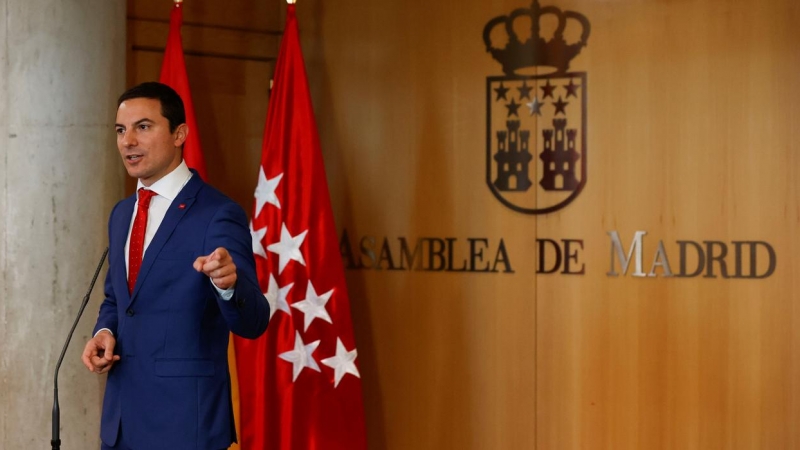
159,2 -> 207,179
234,4 -> 368,449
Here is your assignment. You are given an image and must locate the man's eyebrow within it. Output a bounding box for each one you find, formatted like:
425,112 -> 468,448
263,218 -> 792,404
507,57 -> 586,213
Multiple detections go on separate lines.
114,118 -> 155,128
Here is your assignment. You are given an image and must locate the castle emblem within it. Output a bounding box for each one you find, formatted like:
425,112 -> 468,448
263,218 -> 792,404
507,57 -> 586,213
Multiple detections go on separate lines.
484,0 -> 590,215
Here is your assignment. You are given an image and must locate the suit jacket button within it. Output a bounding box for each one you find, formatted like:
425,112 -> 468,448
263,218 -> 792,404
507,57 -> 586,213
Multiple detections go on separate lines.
126,308 -> 135,317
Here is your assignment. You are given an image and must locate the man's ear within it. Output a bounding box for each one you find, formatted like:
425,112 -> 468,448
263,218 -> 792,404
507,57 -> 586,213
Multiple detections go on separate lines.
173,123 -> 189,147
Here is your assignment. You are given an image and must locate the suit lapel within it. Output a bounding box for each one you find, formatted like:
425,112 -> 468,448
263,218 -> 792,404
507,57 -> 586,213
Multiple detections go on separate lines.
112,196 -> 136,310
130,174 -> 203,304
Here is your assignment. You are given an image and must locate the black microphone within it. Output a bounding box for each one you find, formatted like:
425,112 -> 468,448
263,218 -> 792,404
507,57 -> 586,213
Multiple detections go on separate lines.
52,247 -> 109,450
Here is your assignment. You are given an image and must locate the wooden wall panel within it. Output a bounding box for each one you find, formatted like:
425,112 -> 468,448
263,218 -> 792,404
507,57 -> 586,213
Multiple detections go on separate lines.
296,0 -> 800,449
128,0 -> 280,32
532,1 -> 800,449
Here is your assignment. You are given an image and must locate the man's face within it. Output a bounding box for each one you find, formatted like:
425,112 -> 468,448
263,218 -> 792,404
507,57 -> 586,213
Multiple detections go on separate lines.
115,98 -> 186,186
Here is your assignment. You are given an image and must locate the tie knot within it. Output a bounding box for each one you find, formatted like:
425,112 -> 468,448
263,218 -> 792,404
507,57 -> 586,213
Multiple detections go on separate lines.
137,188 -> 158,209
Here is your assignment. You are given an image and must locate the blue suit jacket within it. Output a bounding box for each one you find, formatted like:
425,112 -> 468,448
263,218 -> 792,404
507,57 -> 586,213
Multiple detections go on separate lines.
93,173 -> 269,450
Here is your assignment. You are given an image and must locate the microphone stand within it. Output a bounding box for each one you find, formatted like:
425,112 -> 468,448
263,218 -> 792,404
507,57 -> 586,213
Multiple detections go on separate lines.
51,247 -> 108,450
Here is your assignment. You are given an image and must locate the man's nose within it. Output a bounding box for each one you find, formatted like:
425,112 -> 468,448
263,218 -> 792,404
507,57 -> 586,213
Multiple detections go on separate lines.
120,129 -> 136,147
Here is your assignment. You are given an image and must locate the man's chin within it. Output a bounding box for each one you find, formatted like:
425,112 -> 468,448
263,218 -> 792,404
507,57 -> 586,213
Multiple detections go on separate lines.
124,168 -> 148,180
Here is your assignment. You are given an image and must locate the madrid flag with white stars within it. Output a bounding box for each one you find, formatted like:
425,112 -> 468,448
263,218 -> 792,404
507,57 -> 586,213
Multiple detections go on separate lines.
233,4 -> 368,449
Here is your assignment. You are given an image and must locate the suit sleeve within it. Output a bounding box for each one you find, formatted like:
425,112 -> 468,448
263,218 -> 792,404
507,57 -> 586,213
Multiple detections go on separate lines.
93,203 -> 121,336
205,201 -> 270,339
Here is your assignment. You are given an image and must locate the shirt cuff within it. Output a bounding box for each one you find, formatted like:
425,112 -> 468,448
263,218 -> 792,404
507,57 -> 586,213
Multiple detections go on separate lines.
211,278 -> 235,301
94,328 -> 114,338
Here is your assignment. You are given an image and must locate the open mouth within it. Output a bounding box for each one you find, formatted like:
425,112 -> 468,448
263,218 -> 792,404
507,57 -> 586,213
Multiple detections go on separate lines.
127,154 -> 143,161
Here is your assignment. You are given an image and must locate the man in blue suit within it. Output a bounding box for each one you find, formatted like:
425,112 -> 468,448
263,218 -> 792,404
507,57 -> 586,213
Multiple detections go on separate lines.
81,82 -> 269,450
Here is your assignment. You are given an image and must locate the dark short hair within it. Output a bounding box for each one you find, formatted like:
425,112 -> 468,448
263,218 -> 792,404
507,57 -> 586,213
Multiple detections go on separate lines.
117,82 -> 185,132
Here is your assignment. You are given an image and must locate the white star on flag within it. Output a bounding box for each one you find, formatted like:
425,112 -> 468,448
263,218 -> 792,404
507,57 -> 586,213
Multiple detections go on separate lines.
321,337 -> 360,388
254,168 -> 283,216
264,273 -> 292,322
249,221 -> 267,259
291,280 -> 333,331
278,331 -> 321,382
267,223 -> 308,274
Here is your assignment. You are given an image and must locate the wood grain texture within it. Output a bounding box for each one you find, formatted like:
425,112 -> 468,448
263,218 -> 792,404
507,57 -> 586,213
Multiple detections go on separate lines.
295,0 -> 800,448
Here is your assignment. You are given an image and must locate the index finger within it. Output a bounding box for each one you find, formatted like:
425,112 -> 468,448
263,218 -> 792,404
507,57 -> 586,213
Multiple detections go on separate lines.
82,346 -> 97,371
193,256 -> 208,272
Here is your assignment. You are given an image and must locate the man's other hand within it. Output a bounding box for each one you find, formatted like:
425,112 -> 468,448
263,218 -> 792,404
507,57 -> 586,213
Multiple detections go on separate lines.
81,330 -> 120,374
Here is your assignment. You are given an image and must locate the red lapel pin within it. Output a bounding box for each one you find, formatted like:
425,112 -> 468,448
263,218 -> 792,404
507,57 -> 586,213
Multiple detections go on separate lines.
178,203 -> 186,209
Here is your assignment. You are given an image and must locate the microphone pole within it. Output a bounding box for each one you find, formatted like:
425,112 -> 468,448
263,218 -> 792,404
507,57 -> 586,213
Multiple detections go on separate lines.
52,247 -> 108,450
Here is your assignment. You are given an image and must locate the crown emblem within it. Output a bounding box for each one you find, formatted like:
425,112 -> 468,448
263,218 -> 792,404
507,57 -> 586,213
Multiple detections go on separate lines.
483,0 -> 591,75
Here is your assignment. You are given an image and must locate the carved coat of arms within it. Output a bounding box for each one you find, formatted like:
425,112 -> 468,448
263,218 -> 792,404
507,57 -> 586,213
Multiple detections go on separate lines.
484,0 -> 590,214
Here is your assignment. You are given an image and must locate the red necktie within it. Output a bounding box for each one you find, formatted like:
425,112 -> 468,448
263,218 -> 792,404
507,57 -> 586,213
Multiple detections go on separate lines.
128,188 -> 157,294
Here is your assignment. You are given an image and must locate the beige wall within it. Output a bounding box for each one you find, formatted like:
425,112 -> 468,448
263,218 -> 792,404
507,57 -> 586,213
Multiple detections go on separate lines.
128,0 -> 800,448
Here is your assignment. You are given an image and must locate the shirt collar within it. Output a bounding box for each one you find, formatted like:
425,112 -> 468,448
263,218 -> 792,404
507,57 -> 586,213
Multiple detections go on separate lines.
136,160 -> 193,201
